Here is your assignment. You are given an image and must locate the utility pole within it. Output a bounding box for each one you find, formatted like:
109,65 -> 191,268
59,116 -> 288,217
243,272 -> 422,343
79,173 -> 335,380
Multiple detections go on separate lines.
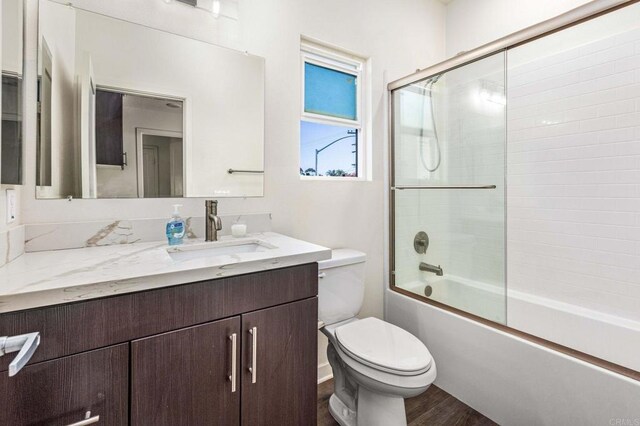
314,130 -> 358,176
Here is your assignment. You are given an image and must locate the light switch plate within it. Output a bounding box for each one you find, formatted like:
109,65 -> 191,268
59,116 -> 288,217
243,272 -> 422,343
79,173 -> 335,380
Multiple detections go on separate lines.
6,189 -> 16,223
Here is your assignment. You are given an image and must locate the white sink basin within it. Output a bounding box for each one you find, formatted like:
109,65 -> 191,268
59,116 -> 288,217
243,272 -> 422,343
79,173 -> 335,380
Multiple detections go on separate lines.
167,239 -> 277,262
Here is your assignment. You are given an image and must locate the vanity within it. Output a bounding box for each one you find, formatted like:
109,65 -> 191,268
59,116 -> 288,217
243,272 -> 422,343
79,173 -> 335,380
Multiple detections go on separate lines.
0,0 -> 330,423
0,234 -> 330,425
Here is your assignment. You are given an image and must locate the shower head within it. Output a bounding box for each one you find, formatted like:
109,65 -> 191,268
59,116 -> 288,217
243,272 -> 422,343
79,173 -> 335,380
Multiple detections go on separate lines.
424,73 -> 442,87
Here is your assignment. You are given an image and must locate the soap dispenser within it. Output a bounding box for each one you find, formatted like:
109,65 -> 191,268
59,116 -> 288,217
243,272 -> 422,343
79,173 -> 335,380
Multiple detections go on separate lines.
166,204 -> 186,246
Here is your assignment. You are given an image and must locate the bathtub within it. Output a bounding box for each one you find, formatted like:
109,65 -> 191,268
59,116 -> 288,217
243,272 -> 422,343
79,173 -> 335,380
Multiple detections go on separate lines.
400,275 -> 506,324
385,287 -> 640,425
398,274 -> 640,371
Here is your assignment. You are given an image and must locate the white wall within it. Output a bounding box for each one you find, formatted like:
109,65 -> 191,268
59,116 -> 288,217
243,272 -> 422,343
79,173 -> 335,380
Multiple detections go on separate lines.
2,0 -> 23,74
21,0 -> 446,377
445,0 -> 593,57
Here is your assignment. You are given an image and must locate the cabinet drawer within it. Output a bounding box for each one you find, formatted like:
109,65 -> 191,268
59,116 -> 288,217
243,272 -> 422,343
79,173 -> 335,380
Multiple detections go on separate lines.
0,263 -> 318,371
0,343 -> 128,426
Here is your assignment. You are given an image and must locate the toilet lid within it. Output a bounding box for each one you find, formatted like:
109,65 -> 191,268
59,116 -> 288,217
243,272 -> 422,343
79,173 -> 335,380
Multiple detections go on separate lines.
335,317 -> 432,374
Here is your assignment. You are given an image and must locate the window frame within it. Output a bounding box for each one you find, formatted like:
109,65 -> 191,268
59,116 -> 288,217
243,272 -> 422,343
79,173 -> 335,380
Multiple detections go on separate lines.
300,40 -> 367,180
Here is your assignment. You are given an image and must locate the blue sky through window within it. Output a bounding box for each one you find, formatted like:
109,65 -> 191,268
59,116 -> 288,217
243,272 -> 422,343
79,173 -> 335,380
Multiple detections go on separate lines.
300,121 -> 357,176
304,63 -> 357,121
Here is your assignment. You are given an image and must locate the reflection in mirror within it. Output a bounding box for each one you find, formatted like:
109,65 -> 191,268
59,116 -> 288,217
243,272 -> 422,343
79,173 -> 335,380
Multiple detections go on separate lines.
36,41 -> 52,187
2,0 -> 23,185
36,0 -> 265,199
94,91 -> 184,198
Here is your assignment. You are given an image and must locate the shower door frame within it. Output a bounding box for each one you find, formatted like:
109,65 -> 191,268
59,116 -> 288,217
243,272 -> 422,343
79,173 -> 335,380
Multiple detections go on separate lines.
387,0 -> 640,382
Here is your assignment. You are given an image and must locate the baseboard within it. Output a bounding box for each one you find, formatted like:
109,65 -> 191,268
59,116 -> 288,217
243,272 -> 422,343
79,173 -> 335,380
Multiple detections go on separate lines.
317,362 -> 333,384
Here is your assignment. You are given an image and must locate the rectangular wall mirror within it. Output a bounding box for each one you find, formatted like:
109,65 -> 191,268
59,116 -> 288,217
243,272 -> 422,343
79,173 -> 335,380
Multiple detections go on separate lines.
35,0 -> 265,199
2,0 -> 24,185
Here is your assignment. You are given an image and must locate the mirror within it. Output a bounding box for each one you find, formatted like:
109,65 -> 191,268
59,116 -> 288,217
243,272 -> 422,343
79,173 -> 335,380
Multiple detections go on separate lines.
2,0 -> 23,185
36,0 -> 265,199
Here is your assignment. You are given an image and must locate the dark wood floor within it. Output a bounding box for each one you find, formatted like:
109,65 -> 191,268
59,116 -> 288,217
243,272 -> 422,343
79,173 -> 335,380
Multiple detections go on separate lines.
318,379 -> 496,426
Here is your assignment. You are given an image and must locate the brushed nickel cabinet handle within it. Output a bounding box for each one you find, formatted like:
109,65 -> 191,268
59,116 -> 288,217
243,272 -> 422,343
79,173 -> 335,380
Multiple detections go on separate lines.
66,411 -> 99,426
228,333 -> 237,393
248,327 -> 257,384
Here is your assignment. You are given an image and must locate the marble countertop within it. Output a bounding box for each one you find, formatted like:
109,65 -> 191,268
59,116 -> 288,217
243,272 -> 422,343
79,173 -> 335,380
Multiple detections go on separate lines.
0,232 -> 331,314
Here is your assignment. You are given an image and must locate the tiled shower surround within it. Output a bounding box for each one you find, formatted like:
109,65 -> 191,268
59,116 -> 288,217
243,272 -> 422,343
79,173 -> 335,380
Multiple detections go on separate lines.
506,16 -> 640,369
393,7 -> 640,371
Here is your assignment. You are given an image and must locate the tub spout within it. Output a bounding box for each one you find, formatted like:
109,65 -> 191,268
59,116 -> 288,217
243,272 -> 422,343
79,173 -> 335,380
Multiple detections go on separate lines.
419,262 -> 443,276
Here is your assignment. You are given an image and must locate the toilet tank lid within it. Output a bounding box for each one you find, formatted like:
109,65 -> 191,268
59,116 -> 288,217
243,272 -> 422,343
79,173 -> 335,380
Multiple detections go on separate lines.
318,249 -> 366,270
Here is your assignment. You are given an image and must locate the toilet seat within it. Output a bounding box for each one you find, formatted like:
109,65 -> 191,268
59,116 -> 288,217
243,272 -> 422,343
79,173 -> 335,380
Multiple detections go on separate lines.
335,317 -> 433,376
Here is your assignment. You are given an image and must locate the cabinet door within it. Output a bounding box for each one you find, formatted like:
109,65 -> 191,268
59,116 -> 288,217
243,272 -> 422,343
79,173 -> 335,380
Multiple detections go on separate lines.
131,317 -> 241,426
241,297 -> 318,426
0,344 -> 128,426
95,90 -> 124,166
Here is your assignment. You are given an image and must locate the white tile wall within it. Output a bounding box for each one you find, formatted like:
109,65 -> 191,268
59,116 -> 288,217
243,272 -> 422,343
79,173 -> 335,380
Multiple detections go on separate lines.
507,25 -> 640,324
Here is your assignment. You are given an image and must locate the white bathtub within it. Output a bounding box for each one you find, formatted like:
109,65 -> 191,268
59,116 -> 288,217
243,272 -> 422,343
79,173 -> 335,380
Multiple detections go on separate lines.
400,275 -> 506,324
398,275 -> 640,371
385,288 -> 640,425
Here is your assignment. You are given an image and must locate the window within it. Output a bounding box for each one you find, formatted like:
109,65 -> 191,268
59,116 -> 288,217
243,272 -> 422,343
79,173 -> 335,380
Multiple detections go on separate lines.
300,40 -> 366,178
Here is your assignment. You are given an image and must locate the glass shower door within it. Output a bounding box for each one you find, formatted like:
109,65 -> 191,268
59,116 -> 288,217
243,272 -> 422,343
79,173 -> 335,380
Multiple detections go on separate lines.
391,52 -> 506,323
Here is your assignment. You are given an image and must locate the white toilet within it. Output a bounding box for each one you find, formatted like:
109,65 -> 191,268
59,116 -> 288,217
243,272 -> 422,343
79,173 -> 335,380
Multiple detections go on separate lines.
318,249 -> 436,426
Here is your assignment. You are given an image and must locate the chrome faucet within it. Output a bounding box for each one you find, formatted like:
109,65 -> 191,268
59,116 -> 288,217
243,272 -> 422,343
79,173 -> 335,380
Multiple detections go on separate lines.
205,200 -> 223,242
419,262 -> 443,276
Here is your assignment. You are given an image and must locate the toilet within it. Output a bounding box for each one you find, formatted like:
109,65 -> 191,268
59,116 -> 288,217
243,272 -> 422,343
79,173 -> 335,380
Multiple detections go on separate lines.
318,249 -> 436,426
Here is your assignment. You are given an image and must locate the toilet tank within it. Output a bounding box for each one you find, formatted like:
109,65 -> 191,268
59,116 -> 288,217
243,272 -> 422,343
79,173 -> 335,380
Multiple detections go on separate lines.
318,249 -> 367,326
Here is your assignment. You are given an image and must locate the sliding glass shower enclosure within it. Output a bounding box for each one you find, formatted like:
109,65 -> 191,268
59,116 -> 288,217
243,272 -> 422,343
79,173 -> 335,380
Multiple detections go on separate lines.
391,52 -> 507,323
388,0 -> 640,378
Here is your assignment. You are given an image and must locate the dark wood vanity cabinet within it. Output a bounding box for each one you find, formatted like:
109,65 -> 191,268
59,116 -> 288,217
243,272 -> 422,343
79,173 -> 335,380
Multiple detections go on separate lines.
241,298 -> 318,426
0,344 -> 129,425
0,263 -> 318,426
131,317 -> 241,425
130,297 -> 318,426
